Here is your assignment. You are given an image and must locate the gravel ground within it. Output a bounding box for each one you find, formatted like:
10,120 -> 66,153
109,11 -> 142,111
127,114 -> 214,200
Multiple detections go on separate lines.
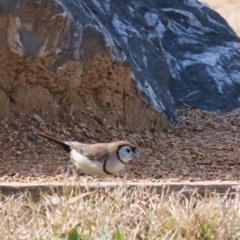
1,106 -> 240,183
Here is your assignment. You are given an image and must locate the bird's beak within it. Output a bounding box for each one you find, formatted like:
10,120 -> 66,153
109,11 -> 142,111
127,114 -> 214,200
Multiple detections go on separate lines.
133,150 -> 140,160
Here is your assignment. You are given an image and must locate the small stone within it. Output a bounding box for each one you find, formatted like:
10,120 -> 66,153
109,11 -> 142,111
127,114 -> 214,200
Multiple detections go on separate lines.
80,123 -> 87,128
155,174 -> 163,179
27,133 -> 38,142
226,174 -> 233,179
32,114 -> 43,123
128,133 -> 137,138
168,178 -> 181,182
96,178 -> 104,181
188,178 -> 195,182
7,171 -> 16,177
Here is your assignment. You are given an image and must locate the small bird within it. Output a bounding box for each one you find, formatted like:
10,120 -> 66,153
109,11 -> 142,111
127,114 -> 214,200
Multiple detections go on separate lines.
37,133 -> 139,177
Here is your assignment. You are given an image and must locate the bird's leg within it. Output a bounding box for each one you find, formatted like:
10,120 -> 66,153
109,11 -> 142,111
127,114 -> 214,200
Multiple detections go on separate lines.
65,158 -> 78,179
65,158 -> 72,178
71,166 -> 78,180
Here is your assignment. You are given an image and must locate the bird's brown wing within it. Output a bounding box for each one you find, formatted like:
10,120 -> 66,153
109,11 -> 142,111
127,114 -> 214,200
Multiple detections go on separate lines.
64,142 -> 109,162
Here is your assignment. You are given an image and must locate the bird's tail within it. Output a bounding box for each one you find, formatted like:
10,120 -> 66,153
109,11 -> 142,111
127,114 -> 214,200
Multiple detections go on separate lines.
37,133 -> 71,152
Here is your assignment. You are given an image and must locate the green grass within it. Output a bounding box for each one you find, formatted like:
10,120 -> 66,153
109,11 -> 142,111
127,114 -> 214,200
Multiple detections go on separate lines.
0,185 -> 240,239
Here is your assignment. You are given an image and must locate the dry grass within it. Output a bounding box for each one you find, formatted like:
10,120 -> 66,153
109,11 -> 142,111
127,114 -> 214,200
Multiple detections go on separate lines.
0,185 -> 240,240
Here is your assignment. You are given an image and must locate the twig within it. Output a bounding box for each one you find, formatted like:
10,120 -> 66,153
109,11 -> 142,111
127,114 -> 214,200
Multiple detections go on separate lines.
196,161 -> 240,166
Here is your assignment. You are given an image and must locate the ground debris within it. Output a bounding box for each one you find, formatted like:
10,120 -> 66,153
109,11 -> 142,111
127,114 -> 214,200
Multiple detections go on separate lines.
1,106 -> 240,183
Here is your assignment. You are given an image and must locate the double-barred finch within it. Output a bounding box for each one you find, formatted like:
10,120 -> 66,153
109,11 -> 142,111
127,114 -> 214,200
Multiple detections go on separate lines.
37,133 -> 139,177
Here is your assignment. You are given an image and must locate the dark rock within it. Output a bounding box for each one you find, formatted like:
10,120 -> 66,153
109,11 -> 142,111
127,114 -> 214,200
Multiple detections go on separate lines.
32,114 -> 43,124
155,174 -> 163,179
27,134 -> 38,142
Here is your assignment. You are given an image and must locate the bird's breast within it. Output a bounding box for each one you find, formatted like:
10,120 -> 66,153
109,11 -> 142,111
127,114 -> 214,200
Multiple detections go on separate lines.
70,149 -> 108,176
106,156 -> 126,174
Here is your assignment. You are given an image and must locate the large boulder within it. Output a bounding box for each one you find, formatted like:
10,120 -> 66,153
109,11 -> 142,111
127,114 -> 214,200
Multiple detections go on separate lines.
0,0 -> 240,128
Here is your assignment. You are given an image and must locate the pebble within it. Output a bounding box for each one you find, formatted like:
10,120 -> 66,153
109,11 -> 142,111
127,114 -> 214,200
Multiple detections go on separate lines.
188,178 -> 195,182
27,134 -> 38,142
225,174 -> 233,179
155,174 -> 163,179
32,114 -> 43,123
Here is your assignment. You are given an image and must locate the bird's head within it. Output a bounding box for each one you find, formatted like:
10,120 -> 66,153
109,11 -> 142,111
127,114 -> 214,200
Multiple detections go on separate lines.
117,143 -> 139,164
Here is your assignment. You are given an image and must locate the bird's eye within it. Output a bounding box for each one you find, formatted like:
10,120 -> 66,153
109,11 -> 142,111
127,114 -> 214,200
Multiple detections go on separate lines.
126,148 -> 131,153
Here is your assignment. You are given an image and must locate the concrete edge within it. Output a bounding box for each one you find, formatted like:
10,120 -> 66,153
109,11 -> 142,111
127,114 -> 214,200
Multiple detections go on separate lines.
0,181 -> 239,201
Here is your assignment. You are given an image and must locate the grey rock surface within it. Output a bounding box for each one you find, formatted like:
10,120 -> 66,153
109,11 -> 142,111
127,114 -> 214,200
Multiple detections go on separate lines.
1,0 -> 240,120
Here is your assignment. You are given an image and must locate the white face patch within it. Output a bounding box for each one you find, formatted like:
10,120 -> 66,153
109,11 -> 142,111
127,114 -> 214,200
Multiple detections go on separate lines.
118,145 -> 135,163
